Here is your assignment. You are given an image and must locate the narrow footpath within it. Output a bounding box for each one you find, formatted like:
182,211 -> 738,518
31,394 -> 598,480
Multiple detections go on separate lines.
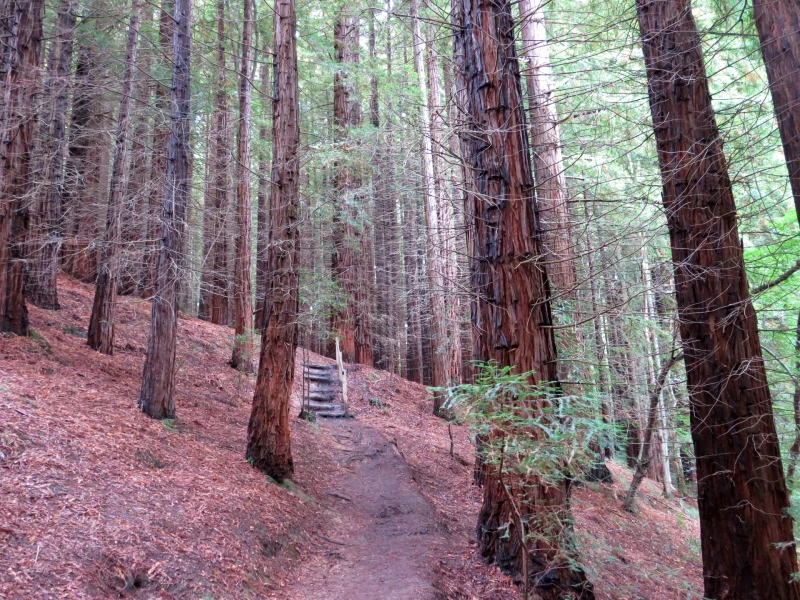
289,417 -> 447,600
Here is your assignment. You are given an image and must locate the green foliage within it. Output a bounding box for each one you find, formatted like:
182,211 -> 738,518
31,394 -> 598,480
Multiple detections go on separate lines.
62,324 -> 87,338
161,419 -> 179,432
444,363 -> 615,487
27,329 -> 51,355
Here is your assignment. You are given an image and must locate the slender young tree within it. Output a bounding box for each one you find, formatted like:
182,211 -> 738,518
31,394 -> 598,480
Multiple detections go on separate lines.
451,0 -> 592,595
636,0 -> 800,595
246,0 -> 299,482
25,0 -> 77,309
0,0 -> 44,335
231,0 -> 255,371
139,0 -> 192,419
87,0 -> 141,354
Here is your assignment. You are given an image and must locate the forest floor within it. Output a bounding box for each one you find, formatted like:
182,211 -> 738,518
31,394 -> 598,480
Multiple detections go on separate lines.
1,275 -> 703,599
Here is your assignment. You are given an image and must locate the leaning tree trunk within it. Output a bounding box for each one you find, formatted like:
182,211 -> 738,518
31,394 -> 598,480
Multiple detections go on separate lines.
87,0 -> 141,355
0,0 -> 44,335
752,0 -> 800,228
138,0 -> 192,420
450,0 -> 593,596
623,352 -> 683,511
636,0 -> 800,596
246,0 -> 299,482
25,0 -> 77,309
230,0 -> 254,371
330,9 -> 361,363
518,0 -> 575,297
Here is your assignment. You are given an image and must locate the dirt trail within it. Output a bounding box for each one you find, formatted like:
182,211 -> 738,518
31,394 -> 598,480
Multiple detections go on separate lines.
290,418 -> 446,600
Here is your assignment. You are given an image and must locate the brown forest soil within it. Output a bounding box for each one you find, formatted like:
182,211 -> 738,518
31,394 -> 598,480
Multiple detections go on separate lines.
1,275 -> 702,599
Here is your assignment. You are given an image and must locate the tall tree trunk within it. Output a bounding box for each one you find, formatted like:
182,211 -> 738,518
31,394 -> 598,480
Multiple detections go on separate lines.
403,189 -> 424,383
198,0 -> 231,325
604,263 -> 638,466
752,0 -> 800,227
373,2 -> 402,375
138,0 -> 192,419
62,40 -> 105,284
140,0 -> 174,298
355,215 -> 374,366
517,0 -> 575,296
120,7 -> 154,297
442,57 -> 468,385
330,9 -> 361,363
0,0 -> 44,335
788,308 -> 800,481
411,0 -> 450,412
230,0 -> 255,371
641,244 -> 672,496
583,194 -> 613,457
87,0 -> 141,355
451,0 -> 592,596
255,38 -> 271,330
25,0 -> 77,309
246,0 -> 299,482
636,0 -> 800,595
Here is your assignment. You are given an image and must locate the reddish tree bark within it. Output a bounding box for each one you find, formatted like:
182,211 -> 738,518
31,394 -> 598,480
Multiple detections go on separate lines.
255,39 -> 271,330
62,41 -> 105,284
198,0 -> 231,325
25,0 -> 77,309
451,0 -> 592,596
330,9 -> 361,363
518,0 -> 575,296
411,0 -> 451,412
87,0 -> 141,355
0,0 -> 44,335
246,0 -> 299,482
752,0 -> 800,227
636,0 -> 800,596
230,0 -> 255,371
119,7 -> 154,297
139,0 -> 192,419
140,0 -> 175,298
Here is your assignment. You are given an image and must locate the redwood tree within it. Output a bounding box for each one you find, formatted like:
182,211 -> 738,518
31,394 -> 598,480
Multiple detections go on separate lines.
636,0 -> 800,595
255,38 -> 271,330
752,0 -> 800,227
25,0 -> 77,309
87,0 -> 141,355
246,0 -> 299,482
198,0 -> 231,325
330,9 -> 361,363
61,39 -> 106,285
451,0 -> 592,596
518,0 -> 575,296
0,0 -> 44,335
139,0 -> 192,419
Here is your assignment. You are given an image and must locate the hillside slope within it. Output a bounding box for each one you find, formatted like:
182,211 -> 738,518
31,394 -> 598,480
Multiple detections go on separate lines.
1,276 -> 701,598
